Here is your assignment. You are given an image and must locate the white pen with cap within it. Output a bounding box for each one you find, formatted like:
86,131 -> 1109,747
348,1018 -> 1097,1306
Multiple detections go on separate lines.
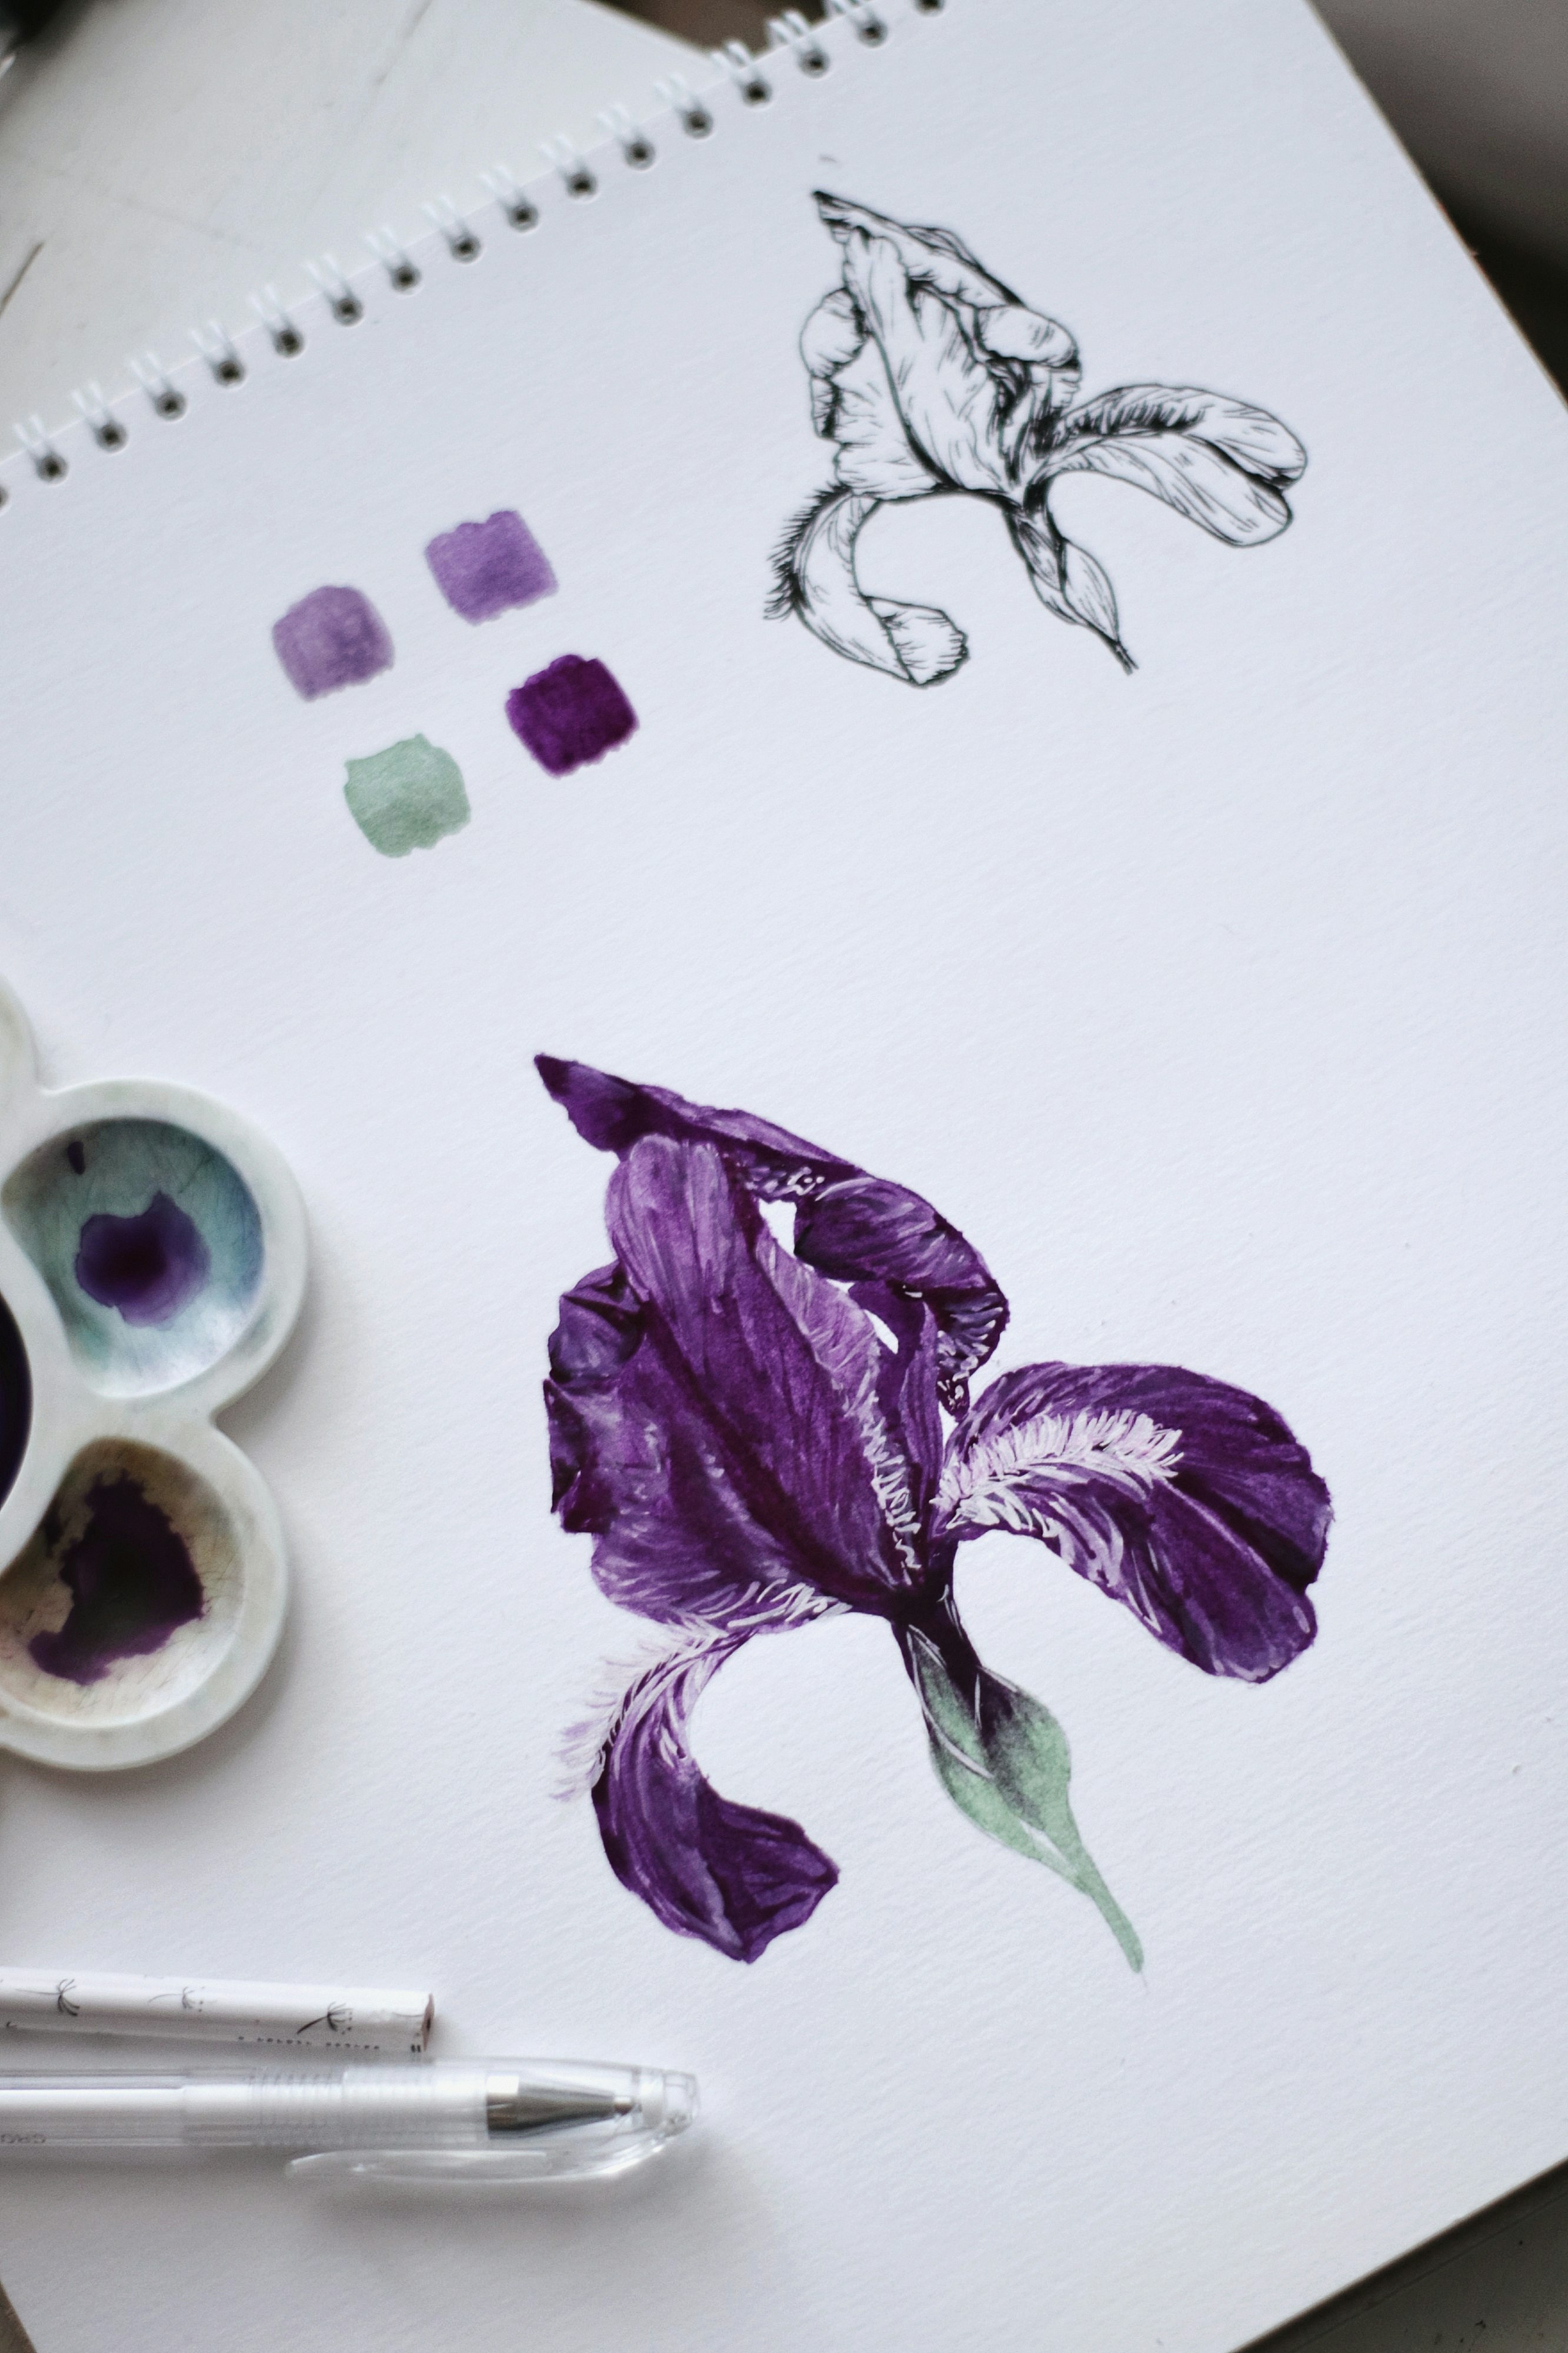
0,2058 -> 699,2182
0,1966 -> 434,2054
0,1965 -> 699,2184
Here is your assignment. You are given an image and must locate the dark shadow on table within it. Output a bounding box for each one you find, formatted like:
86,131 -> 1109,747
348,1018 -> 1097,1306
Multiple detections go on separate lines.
1243,2157 -> 1568,2351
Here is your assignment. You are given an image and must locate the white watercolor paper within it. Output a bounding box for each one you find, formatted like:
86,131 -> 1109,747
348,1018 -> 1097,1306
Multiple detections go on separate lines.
1,1 -> 1567,2345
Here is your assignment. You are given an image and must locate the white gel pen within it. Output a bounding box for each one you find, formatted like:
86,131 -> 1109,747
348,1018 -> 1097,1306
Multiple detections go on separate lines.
0,2059 -> 698,2183
0,1967 -> 434,2054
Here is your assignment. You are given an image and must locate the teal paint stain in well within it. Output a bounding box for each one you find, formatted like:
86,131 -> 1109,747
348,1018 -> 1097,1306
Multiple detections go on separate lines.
344,736 -> 470,857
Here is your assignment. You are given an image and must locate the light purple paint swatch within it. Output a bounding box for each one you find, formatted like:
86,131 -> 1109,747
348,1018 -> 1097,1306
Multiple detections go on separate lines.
426,511 -> 557,624
506,656 -> 638,776
272,586 -> 393,698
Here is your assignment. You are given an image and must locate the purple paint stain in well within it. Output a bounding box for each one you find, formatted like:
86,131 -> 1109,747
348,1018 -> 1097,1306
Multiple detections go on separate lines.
272,585 -> 393,699
425,511 -> 557,623
75,1194 -> 210,1327
506,656 -> 638,776
29,1474 -> 203,1686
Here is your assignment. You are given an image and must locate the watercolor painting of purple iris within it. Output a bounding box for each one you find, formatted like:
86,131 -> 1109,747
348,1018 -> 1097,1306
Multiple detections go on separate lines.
770,194 -> 1307,684
541,1058 -> 1332,1969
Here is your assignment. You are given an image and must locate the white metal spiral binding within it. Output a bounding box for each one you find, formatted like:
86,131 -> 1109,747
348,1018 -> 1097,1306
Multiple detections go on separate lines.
826,0 -> 890,42
652,71 -> 714,140
714,40 -> 773,107
129,354 -> 186,421
251,288 -> 305,360
365,226 -> 423,290
306,256 -> 366,323
768,14 -> 832,76
541,138 -> 598,201
71,385 -> 126,452
422,198 -> 482,263
481,169 -> 540,234
599,105 -> 656,171
191,320 -> 246,386
12,415 -> 65,482
0,0 -> 937,518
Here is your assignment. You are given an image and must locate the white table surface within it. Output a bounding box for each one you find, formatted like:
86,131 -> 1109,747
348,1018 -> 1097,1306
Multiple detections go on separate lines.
1,5 -> 1566,2348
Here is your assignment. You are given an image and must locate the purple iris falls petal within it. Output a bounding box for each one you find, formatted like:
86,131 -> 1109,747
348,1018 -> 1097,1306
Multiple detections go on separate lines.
591,1637 -> 839,1962
936,1362 -> 1330,1682
605,1136 -> 936,1604
536,1056 -> 1007,1408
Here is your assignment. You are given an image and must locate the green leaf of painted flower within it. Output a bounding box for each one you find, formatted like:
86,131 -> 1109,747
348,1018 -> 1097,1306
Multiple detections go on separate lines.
908,1630 -> 1143,1971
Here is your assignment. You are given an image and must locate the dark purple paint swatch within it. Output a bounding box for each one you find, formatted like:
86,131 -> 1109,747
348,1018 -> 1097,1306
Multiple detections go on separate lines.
426,511 -> 557,623
0,1295 -> 30,1512
272,586 -> 393,699
75,1194 -> 211,1327
29,1474 -> 204,1686
506,656 -> 638,776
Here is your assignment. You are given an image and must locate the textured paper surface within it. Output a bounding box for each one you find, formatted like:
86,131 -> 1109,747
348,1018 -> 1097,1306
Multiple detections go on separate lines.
1,2 -> 1567,2345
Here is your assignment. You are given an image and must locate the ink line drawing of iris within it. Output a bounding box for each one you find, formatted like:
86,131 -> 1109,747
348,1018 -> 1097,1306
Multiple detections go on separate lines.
770,194 -> 1308,684
539,1058 -> 1332,1968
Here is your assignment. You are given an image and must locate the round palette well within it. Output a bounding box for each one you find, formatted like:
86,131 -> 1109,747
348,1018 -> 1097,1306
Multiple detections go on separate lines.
0,1438 -> 245,1741
1,1118 -> 264,1398
0,1294 -> 27,1512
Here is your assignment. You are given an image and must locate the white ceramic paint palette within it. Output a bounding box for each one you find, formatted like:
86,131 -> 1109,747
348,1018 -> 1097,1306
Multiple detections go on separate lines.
0,982 -> 305,1769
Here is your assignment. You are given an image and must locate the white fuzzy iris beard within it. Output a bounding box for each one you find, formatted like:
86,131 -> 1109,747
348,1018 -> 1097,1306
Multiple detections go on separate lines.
939,1405 -> 1182,1535
555,1588 -> 836,1802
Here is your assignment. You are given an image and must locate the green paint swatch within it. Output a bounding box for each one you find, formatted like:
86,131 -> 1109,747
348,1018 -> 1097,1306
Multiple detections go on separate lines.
344,735 -> 470,857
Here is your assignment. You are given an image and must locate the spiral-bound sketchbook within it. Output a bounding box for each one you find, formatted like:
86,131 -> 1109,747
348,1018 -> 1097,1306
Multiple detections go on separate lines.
2,0 -> 1568,2345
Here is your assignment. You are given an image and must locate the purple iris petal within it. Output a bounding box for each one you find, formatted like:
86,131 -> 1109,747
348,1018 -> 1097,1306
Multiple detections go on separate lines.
590,1639 -> 838,1962
605,1136 -> 932,1604
937,1362 -> 1330,1681
850,1281 -> 944,1538
796,1175 -> 1007,1412
538,1054 -> 856,1186
537,1055 -> 1006,1408
546,1257 -> 830,1628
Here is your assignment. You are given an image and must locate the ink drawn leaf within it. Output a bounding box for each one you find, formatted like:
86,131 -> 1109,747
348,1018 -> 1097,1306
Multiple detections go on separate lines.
1041,387 -> 1307,546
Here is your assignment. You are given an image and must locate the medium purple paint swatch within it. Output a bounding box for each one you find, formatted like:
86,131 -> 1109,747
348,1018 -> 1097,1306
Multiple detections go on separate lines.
29,1472 -> 204,1687
426,511 -> 557,623
272,585 -> 393,698
506,656 -> 638,776
75,1194 -> 211,1327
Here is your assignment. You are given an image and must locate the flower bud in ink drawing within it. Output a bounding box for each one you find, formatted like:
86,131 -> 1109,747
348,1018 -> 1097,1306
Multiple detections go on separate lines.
770,194 -> 1307,683
538,1057 -> 1332,1968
